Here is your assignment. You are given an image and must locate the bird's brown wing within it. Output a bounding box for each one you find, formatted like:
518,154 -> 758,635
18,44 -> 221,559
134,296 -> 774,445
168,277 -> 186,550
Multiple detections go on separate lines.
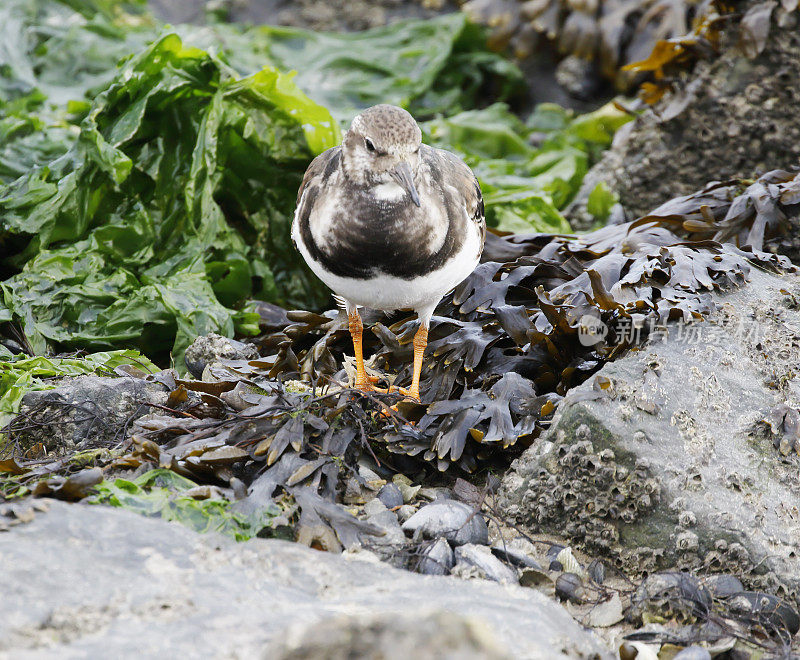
423,147 -> 486,258
292,147 -> 342,244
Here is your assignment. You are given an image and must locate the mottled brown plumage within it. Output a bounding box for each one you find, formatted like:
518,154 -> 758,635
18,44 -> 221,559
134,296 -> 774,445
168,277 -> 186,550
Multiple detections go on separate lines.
292,104 -> 485,400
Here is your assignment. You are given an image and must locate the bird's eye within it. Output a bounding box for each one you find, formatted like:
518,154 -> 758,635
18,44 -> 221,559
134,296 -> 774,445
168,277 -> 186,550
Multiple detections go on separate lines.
364,138 -> 376,153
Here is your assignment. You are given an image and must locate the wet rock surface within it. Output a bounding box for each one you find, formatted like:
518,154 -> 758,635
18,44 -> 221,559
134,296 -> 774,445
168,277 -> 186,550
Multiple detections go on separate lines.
414,537 -> 456,576
499,269 -> 800,605
567,13 -> 800,230
454,544 -> 520,585
401,500 -> 489,546
0,500 -> 611,659
183,332 -> 259,379
266,610 -> 513,660
8,376 -> 167,453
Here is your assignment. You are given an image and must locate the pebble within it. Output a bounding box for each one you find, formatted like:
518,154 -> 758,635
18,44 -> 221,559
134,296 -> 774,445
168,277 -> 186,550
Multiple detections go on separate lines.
417,487 -> 453,502
377,483 -> 404,509
396,505 -> 417,524
490,545 -> 542,570
415,537 -> 454,576
366,509 -> 406,545
401,501 -> 488,546
673,647 -> 711,660
454,544 -> 519,584
363,498 -> 388,517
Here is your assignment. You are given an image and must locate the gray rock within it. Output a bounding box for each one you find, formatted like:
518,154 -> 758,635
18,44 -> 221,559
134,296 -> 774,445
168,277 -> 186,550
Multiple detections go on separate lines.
266,610 -> 512,660
491,544 -> 543,570
454,545 -> 519,585
9,376 -> 167,453
499,270 -> 800,602
363,498 -> 388,517
566,17 -> 800,238
673,648 -> 711,660
184,332 -> 259,379
0,501 -> 611,659
414,537 -> 455,576
366,509 -> 406,546
402,501 -> 489,546
396,504 -> 417,523
377,483 -> 404,509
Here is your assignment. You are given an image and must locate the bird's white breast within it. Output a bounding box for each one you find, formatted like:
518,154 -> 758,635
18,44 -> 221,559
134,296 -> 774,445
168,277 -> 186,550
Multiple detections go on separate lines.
372,181 -> 407,202
295,212 -> 481,321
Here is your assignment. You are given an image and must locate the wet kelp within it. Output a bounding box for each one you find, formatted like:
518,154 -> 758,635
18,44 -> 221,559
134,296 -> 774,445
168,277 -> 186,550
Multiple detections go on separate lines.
242,169 -> 795,475
462,0 -> 799,92
3,169 -> 795,549
462,0 -> 721,80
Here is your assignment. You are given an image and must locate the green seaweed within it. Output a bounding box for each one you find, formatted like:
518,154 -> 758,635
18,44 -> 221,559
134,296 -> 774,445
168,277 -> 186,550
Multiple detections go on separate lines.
88,468 -> 289,541
0,348 -> 157,435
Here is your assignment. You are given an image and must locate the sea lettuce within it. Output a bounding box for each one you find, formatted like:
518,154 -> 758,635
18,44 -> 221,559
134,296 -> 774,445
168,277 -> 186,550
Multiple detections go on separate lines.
1,0 -> 527,365
423,102 -> 631,233
88,468 -> 287,541
178,13 -> 524,123
0,348 -> 157,434
1,28 -> 340,361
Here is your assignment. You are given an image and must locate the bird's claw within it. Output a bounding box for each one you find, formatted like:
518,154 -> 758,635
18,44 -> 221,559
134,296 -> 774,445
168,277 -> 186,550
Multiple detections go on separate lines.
392,386 -> 420,403
354,380 -> 387,394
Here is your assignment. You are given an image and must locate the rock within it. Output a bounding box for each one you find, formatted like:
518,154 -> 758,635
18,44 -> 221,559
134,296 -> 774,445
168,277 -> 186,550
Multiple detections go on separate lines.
396,504 -> 417,523
566,12 -> 800,238
365,508 -> 406,547
9,376 -> 167,453
491,544 -> 542,570
266,610 -> 513,660
402,501 -> 489,546
377,483 -> 404,509
363,498 -> 388,517
0,501 -> 611,659
629,573 -> 712,624
183,332 -> 259,379
673,648 -> 711,660
414,537 -> 455,576
417,487 -> 453,502
498,269 -> 800,604
454,545 -> 519,585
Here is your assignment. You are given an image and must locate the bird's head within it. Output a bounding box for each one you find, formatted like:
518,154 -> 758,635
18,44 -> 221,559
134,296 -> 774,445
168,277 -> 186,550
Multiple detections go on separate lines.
342,104 -> 422,206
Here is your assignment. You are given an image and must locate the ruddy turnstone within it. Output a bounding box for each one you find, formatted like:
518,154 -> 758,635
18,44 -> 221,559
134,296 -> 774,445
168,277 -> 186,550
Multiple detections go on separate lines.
291,104 -> 485,401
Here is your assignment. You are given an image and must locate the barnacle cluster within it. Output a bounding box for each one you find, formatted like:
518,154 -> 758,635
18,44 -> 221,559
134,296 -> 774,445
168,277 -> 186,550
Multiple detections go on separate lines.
3,172 -> 797,552
507,417 -> 661,557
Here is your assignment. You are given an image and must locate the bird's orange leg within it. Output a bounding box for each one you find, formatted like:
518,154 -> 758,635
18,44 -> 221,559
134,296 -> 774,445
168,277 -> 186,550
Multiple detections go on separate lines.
348,309 -> 384,393
396,324 -> 428,402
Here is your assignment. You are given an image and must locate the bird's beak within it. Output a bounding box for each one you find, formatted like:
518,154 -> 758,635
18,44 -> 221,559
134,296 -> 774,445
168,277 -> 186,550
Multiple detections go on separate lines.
390,161 -> 421,207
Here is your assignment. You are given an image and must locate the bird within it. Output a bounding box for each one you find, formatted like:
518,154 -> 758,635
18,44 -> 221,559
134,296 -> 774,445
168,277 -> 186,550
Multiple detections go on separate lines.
291,104 -> 485,402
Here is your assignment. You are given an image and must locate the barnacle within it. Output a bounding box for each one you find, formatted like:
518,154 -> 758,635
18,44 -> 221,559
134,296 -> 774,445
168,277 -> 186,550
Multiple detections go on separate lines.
4,170 -> 797,554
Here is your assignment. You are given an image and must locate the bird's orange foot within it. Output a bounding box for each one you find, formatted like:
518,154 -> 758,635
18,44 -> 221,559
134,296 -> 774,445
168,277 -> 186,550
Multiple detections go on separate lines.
375,386 -> 421,422
354,375 -> 387,394
353,378 -> 388,394
392,386 -> 421,403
